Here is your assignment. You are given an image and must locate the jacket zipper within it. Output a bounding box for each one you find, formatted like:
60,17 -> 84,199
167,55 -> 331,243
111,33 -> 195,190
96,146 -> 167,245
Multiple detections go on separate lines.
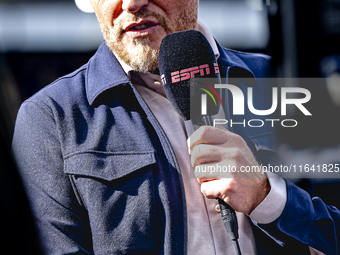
129,82 -> 188,255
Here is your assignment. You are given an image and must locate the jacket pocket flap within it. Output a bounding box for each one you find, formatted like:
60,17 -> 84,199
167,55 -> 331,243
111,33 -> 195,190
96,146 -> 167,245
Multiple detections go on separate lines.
248,133 -> 275,152
64,151 -> 156,181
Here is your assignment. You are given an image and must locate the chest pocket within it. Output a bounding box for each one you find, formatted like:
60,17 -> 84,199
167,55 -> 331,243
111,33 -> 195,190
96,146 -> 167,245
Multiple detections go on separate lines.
63,150 -> 160,254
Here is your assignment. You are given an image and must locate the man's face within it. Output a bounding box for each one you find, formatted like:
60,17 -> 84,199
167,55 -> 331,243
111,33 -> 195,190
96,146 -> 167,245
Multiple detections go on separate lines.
90,0 -> 199,72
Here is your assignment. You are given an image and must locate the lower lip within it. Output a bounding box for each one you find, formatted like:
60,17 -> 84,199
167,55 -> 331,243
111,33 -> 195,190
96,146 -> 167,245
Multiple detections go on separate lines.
125,24 -> 159,37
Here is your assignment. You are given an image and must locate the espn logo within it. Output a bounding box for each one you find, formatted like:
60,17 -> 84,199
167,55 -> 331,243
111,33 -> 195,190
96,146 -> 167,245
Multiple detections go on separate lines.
169,63 -> 219,84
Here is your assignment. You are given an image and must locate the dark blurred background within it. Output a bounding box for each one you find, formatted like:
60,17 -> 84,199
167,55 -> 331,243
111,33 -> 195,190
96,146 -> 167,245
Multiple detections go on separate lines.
1,0 -> 340,253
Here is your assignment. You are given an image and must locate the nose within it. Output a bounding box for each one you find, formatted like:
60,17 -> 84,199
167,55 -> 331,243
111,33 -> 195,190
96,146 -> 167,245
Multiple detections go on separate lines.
122,0 -> 149,13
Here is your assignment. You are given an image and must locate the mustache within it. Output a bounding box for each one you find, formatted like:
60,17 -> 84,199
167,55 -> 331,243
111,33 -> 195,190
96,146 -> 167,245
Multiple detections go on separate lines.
115,9 -> 170,36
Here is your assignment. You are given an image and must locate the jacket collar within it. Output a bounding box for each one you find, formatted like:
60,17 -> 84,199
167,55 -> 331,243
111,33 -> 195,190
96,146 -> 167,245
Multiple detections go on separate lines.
215,41 -> 255,78
86,43 -> 130,106
86,40 -> 255,106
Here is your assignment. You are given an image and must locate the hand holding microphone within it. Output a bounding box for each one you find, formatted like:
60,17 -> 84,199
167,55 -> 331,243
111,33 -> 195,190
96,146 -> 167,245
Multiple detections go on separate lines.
187,125 -> 270,215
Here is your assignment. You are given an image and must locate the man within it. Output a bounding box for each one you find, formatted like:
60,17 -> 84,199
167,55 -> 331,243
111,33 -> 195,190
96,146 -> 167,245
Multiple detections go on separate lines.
12,0 -> 339,254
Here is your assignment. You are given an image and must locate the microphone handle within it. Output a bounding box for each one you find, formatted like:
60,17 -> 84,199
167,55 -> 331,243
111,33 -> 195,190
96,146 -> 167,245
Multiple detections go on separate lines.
216,197 -> 242,255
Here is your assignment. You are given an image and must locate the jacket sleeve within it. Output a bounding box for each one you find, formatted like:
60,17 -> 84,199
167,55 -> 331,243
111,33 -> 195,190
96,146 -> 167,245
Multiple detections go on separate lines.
12,100 -> 92,254
252,180 -> 339,255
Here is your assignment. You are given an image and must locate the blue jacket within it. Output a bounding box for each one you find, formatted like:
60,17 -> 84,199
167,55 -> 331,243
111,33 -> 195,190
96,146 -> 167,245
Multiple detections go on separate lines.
12,42 -> 340,254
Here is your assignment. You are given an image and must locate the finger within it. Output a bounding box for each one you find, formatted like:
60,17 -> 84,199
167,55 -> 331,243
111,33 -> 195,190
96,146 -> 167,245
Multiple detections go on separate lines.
191,144 -> 240,168
194,162 -> 235,180
187,126 -> 233,154
196,177 -> 219,185
190,144 -> 224,167
200,178 -> 232,199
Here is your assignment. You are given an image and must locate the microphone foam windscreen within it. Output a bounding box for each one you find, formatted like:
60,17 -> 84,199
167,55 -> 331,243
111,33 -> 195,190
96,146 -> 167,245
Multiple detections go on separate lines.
159,30 -> 221,120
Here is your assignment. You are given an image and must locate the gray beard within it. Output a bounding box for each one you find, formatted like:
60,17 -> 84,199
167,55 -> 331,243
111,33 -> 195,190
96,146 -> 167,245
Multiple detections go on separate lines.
117,37 -> 159,73
100,8 -> 197,73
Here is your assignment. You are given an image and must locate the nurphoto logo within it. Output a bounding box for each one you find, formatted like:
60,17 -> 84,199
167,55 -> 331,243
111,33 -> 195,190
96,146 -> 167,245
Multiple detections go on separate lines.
198,83 -> 312,128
